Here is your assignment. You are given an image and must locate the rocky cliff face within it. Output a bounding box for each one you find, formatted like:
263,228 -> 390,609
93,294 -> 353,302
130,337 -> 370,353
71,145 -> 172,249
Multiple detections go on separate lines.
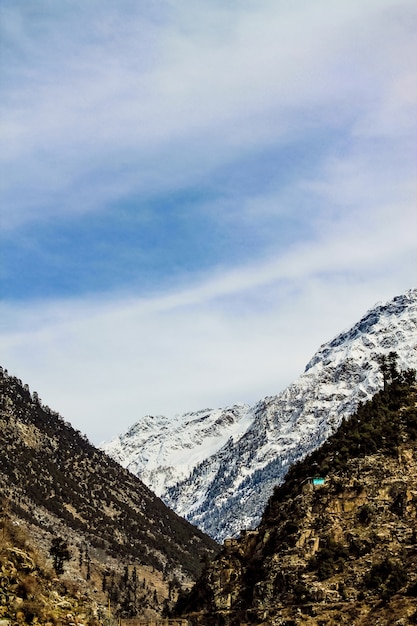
176,376 -> 417,625
103,287 -> 417,542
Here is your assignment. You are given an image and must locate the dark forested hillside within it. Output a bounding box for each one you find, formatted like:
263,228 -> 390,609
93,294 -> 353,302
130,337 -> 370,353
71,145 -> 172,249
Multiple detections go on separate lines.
0,366 -> 219,612
176,363 -> 417,625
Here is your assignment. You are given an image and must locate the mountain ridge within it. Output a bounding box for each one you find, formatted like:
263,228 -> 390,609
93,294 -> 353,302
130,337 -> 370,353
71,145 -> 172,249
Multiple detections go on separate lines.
0,369 -> 219,619
103,287 -> 417,541
101,403 -> 252,497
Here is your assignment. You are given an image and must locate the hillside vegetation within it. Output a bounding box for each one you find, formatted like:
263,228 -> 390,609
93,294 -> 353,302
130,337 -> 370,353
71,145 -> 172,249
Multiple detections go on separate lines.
0,367 -> 219,622
0,512 -> 104,625
176,359 -> 417,625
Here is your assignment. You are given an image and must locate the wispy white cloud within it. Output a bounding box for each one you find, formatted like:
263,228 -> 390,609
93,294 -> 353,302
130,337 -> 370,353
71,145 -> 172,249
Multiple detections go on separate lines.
1,202 -> 415,442
1,0 -> 416,442
2,0 -> 415,225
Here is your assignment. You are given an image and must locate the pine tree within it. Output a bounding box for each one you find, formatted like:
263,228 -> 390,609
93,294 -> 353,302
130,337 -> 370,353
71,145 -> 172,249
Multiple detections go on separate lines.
50,537 -> 71,575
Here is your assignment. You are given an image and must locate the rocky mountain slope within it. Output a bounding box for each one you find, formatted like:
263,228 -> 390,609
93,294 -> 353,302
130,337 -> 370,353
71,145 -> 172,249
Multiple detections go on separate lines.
103,287 -> 417,542
0,368 -> 219,621
175,371 -> 417,625
0,515 -> 104,626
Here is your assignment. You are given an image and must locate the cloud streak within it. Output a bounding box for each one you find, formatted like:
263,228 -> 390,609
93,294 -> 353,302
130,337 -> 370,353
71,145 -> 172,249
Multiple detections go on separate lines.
2,0 -> 415,224
1,0 -> 416,442
1,206 -> 415,442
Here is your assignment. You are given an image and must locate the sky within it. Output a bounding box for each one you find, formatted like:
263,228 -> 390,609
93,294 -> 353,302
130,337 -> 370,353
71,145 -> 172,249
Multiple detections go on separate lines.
1,0 -> 416,444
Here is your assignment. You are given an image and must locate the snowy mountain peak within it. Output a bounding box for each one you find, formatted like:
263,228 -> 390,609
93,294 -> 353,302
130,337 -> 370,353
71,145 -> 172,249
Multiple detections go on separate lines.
101,403 -> 251,497
102,287 -> 417,541
305,287 -> 417,372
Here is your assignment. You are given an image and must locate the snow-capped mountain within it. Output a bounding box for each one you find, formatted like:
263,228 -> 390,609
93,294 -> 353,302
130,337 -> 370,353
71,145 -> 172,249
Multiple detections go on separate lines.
102,287 -> 417,542
101,404 -> 252,497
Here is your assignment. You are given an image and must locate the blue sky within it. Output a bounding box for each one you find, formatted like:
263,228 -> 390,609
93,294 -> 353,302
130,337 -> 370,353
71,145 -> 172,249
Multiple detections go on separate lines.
1,0 -> 416,443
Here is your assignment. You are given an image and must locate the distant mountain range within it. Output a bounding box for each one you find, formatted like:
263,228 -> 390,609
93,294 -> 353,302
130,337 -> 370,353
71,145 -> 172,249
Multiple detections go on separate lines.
101,404 -> 252,497
102,287 -> 417,542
